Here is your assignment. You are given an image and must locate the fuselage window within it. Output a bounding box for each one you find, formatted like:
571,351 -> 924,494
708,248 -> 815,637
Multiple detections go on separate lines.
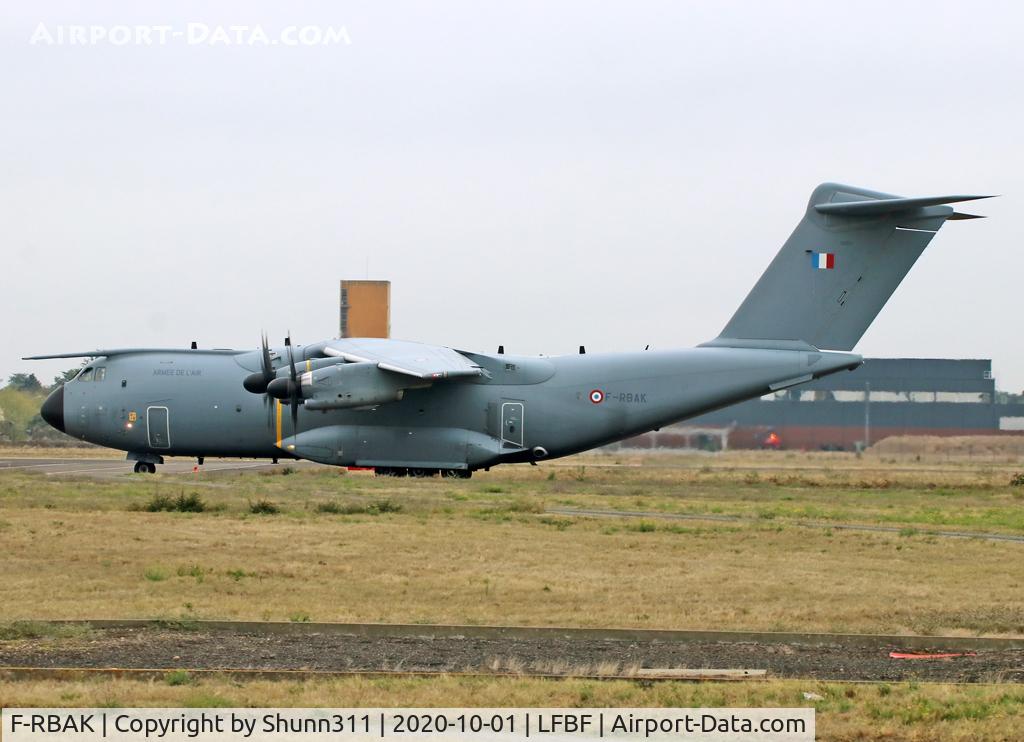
94,367 -> 106,382
78,367 -> 94,382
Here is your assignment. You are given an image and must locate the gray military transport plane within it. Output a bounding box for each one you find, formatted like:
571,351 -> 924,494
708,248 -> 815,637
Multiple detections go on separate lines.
28,183 -> 991,476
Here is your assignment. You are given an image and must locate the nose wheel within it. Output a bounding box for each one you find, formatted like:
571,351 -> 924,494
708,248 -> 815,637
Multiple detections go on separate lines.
133,461 -> 157,474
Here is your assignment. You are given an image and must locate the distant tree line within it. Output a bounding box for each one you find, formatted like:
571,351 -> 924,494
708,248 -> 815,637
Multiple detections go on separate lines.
0,367 -> 83,445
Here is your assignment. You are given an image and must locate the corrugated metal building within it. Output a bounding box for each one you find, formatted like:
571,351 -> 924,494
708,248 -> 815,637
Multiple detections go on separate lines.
625,358 -> 1024,451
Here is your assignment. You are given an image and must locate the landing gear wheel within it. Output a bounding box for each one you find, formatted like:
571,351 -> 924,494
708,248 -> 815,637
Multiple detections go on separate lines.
409,468 -> 434,478
442,469 -> 471,479
133,461 -> 156,474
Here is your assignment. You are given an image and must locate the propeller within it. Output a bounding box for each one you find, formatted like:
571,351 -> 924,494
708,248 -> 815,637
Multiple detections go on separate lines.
266,332 -> 301,431
241,333 -> 278,431
286,337 -> 300,430
242,333 -> 304,435
242,333 -> 275,393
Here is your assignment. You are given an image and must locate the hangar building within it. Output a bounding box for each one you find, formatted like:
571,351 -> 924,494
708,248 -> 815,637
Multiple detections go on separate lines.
624,358 -> 1024,451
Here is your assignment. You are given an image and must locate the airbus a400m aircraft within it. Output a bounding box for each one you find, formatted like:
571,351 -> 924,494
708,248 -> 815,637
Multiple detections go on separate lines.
29,183 -> 990,476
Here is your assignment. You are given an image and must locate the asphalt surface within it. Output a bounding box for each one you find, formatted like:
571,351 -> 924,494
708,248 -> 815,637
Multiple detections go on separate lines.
2,627 -> 1021,683
0,456 -> 313,478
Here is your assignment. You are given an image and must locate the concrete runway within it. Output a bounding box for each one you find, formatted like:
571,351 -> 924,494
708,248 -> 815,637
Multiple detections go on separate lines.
0,456 -> 314,478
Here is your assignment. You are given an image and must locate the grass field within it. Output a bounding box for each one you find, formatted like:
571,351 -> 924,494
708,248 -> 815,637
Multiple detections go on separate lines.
1,453 -> 1022,634
2,450 -> 1023,739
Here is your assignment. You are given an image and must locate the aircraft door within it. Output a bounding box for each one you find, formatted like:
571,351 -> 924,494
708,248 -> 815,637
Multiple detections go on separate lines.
147,406 -> 170,449
500,401 -> 524,448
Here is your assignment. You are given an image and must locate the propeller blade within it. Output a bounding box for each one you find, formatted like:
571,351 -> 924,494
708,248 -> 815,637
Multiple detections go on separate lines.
287,335 -> 299,431
261,332 -> 274,383
243,332 -> 277,394
286,336 -> 299,393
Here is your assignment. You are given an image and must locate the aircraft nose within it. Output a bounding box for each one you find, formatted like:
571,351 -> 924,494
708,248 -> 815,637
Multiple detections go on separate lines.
41,385 -> 65,433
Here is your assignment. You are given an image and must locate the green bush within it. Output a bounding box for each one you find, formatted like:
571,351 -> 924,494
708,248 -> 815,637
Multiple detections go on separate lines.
165,670 -> 192,686
176,565 -> 205,582
143,492 -> 206,513
249,499 -> 280,515
316,499 -> 402,515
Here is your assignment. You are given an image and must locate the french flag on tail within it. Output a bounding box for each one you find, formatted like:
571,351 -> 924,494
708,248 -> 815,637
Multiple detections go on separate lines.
811,252 -> 835,270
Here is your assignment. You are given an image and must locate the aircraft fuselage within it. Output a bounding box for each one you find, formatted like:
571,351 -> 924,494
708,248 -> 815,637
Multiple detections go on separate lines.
43,345 -> 860,471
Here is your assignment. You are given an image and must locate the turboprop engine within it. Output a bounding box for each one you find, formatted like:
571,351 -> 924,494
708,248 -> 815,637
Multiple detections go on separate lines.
298,362 -> 420,410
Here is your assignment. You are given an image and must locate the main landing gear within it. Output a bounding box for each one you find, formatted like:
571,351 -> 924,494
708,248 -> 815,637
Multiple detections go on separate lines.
375,467 -> 471,479
128,453 -> 163,474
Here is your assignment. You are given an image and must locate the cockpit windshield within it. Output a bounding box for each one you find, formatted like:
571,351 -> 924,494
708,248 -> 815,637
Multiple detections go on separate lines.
77,367 -> 94,382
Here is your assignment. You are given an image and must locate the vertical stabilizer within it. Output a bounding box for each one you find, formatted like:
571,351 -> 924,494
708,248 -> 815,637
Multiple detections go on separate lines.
711,183 -> 991,351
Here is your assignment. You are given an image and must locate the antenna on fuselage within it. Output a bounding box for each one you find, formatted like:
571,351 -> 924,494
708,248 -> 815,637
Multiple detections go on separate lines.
190,341 -> 197,350
579,345 -> 586,354
497,345 -> 504,355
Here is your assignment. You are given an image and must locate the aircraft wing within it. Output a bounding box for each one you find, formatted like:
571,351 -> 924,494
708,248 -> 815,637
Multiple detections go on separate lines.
322,338 -> 485,380
23,348 -> 241,360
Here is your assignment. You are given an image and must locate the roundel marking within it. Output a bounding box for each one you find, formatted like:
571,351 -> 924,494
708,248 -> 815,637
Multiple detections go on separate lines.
589,389 -> 605,404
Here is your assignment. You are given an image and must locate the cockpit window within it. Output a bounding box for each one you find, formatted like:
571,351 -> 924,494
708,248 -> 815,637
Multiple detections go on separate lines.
78,367 -> 94,382
94,367 -> 106,382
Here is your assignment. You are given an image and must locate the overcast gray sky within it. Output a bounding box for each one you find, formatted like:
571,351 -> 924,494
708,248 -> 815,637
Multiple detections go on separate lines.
3,1 -> 1022,391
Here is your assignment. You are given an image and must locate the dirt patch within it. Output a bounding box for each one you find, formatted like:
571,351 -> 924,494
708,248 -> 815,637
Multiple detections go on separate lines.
870,435 -> 1024,458
1,627 -> 1020,683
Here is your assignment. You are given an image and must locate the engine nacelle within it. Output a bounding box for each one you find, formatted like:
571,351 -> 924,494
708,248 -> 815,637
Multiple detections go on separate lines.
301,362 -> 417,410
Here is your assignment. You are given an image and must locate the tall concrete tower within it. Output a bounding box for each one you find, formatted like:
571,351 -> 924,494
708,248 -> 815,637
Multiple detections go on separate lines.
339,280 -> 391,338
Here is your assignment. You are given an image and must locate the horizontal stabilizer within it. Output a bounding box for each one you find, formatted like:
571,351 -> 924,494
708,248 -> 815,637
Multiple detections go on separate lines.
948,212 -> 986,220
814,194 -> 993,217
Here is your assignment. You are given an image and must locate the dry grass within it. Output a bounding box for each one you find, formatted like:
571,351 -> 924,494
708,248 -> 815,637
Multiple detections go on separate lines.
1,457 -> 1022,635
0,674 -> 1021,741
2,508 -> 1018,634
3,453 -> 1023,739
870,435 -> 1024,458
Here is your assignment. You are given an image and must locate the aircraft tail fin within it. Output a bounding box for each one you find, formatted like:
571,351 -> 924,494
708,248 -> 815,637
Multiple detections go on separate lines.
709,183 -> 992,352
